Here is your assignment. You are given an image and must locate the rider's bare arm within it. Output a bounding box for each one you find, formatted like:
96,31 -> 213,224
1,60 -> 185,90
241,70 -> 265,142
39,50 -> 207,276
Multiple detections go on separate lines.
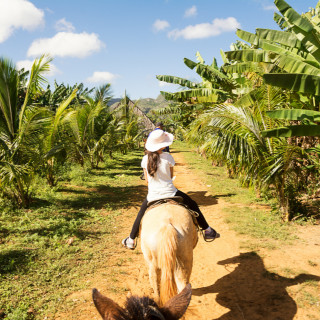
144,168 -> 148,184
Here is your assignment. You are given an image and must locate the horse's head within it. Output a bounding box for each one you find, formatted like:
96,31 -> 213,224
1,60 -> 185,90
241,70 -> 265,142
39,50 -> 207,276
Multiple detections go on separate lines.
92,283 -> 192,320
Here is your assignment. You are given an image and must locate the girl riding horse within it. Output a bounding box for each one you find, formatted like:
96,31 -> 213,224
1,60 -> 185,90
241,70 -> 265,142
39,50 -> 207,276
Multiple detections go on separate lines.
122,129 -> 220,249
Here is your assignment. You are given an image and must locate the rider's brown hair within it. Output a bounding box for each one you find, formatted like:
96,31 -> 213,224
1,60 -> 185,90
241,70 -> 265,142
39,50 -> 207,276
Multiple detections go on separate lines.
146,151 -> 160,177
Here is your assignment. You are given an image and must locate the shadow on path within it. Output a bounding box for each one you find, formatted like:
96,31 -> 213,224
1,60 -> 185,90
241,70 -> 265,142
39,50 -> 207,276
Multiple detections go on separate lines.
186,191 -> 218,206
193,252 -> 320,320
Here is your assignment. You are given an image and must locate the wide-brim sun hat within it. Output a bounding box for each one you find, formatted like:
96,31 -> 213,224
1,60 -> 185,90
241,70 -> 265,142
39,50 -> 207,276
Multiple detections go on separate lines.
145,129 -> 174,152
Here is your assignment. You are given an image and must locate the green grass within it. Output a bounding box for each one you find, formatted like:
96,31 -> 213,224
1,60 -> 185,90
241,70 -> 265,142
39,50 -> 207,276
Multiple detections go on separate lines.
0,150 -> 145,320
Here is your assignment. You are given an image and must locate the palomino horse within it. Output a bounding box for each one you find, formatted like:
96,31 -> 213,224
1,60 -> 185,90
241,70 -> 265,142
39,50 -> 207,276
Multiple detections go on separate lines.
92,283 -> 192,320
140,200 -> 198,305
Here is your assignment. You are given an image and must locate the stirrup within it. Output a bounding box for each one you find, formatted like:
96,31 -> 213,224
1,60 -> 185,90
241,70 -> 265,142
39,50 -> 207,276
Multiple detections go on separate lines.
122,237 -> 137,250
201,229 -> 220,242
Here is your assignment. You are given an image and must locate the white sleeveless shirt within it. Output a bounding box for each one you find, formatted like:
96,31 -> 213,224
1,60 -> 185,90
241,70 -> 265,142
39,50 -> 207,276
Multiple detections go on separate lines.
141,152 -> 178,202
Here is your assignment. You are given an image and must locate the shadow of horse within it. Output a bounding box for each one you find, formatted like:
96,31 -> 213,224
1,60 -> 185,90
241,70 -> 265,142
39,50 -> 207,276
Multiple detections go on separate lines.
193,252 -> 320,320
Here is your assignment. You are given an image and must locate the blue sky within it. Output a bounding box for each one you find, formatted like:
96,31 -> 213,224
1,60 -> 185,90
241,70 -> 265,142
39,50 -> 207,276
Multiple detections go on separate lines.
0,0 -> 317,99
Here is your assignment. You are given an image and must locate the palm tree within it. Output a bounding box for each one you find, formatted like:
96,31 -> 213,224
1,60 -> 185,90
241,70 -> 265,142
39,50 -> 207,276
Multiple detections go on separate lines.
65,84 -> 114,167
0,55 -> 52,206
186,88 -> 307,221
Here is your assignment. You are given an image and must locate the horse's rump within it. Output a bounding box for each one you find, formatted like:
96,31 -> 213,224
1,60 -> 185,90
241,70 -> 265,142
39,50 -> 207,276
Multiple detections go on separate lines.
140,203 -> 198,305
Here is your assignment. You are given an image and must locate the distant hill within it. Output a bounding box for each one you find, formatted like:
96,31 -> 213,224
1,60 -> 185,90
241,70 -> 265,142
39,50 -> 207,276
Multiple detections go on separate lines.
134,94 -> 169,114
107,98 -> 122,106
108,95 -> 169,114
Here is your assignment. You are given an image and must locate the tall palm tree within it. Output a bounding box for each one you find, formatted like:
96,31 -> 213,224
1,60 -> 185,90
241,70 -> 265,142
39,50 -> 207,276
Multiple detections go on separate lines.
0,55 -> 52,206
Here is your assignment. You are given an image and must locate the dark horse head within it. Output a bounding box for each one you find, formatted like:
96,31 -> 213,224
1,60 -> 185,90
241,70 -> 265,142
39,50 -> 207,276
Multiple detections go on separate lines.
92,284 -> 192,320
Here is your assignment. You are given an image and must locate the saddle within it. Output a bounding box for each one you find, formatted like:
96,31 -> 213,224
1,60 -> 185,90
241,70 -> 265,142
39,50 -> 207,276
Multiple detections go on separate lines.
147,196 -> 183,208
146,196 -> 199,229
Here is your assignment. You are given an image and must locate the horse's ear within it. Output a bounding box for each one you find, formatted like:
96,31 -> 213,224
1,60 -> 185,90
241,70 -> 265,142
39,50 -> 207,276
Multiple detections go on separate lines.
161,284 -> 192,319
92,288 -> 124,320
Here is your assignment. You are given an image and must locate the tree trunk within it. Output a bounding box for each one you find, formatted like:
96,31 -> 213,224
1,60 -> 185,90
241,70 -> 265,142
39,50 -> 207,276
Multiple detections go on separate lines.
277,182 -> 291,222
46,159 -> 56,186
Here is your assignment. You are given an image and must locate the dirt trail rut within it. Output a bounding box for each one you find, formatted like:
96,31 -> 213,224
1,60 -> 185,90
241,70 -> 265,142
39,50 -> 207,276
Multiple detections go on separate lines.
57,150 -> 320,320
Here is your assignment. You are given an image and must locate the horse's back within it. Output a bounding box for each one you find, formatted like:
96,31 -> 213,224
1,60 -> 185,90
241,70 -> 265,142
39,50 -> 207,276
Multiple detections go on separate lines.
141,203 -> 198,303
141,203 -> 198,252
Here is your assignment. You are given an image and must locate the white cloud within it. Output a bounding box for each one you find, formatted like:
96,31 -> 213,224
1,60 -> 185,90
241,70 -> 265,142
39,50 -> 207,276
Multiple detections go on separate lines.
27,32 -> 105,58
0,0 -> 44,43
55,18 -> 75,32
184,5 -> 197,18
263,4 -> 277,10
16,59 -> 60,77
153,19 -> 170,32
168,17 -> 240,40
87,71 -> 119,83
16,59 -> 34,72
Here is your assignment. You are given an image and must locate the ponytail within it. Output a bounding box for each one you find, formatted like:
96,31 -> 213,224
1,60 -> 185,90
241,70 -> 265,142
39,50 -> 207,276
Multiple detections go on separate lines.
147,151 -> 160,177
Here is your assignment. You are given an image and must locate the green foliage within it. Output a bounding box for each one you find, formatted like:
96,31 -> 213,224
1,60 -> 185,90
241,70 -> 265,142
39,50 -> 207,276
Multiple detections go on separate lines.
0,56 -> 147,206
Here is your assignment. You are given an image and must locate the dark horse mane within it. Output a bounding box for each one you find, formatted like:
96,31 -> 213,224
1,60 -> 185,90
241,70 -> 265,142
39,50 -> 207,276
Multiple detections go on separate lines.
92,284 -> 192,320
113,296 -> 172,320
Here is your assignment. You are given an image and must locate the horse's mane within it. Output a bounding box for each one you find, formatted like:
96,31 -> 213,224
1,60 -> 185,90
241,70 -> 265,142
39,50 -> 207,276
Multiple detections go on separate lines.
104,295 -> 178,320
93,285 -> 192,320
122,296 -> 160,319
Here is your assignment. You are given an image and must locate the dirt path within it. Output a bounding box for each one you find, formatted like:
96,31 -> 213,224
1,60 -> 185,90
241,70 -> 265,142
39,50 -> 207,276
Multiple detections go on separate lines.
57,150 -> 320,320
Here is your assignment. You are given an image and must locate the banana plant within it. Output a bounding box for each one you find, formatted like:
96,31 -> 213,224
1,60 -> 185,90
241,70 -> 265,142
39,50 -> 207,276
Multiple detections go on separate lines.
224,0 -> 320,105
156,51 -> 235,104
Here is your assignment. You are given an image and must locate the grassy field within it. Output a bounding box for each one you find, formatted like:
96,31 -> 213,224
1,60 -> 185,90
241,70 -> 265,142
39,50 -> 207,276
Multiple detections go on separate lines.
0,150 -> 145,320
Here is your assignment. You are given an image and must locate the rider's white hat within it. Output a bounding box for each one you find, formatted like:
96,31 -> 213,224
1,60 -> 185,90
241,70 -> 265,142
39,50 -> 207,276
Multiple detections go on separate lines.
145,129 -> 174,152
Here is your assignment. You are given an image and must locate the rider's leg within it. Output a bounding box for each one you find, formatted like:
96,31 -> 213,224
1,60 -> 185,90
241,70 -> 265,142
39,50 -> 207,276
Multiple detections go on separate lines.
174,190 -> 209,229
122,198 -> 148,249
175,190 -> 219,240
129,198 -> 148,239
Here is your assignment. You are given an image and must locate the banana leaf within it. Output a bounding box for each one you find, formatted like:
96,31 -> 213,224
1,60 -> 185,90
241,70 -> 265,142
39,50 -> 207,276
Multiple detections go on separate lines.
156,75 -> 201,88
225,49 -> 277,63
236,29 -> 259,46
257,40 -> 318,65
262,124 -> 320,137
274,12 -> 292,30
226,49 -> 320,75
275,0 -> 313,33
274,0 -> 320,60
256,28 -> 302,49
160,88 -> 226,102
223,62 -> 264,74
263,73 -> 320,95
220,49 -> 229,64
184,58 -> 198,70
276,54 -> 320,75
194,63 -> 229,81
266,109 -> 320,121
